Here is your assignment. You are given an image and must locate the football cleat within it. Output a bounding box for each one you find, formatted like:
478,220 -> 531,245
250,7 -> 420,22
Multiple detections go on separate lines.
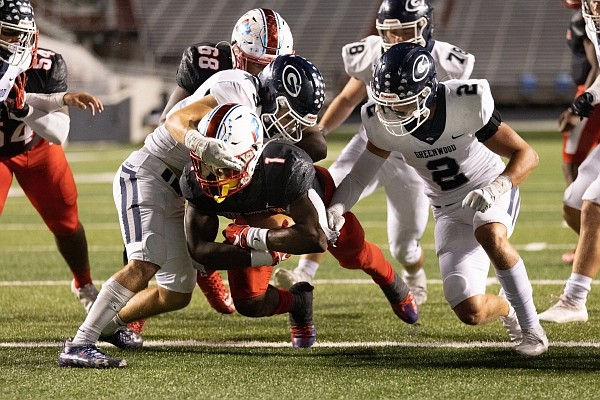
380,272 -> 419,324
99,326 -> 143,349
273,268 -> 313,290
70,279 -> 99,313
288,282 -> 316,348
538,294 -> 588,323
402,269 -> 428,305
513,325 -> 549,357
58,340 -> 126,368
197,270 -> 236,314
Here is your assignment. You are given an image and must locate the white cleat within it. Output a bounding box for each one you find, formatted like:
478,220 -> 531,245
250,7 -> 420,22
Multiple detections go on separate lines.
273,268 -> 313,290
538,295 -> 588,323
402,270 -> 427,305
513,325 -> 548,357
70,280 -> 99,313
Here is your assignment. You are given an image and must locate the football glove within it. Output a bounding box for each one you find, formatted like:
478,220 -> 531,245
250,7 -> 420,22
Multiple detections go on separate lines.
569,92 -> 595,118
461,175 -> 512,212
326,203 -> 345,233
184,130 -> 244,171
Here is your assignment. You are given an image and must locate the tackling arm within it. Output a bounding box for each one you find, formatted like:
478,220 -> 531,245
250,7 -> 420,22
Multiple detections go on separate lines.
318,77 -> 367,136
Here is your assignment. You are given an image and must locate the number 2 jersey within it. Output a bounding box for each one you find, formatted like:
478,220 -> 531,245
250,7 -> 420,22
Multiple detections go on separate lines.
180,140 -> 321,220
361,79 -> 505,207
0,48 -> 67,158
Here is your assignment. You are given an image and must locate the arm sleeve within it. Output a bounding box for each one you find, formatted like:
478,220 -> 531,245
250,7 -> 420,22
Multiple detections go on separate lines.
18,106 -> 70,144
330,148 -> 386,212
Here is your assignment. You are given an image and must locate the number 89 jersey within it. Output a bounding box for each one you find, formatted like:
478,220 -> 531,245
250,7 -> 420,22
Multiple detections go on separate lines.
361,79 -> 505,207
176,42 -> 233,94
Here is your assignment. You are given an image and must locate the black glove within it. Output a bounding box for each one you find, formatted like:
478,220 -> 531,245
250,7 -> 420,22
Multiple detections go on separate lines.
569,92 -> 595,118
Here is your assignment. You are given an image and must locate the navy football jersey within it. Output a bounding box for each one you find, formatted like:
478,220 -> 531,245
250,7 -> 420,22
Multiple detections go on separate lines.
176,42 -> 234,95
181,141 -> 324,220
0,48 -> 68,158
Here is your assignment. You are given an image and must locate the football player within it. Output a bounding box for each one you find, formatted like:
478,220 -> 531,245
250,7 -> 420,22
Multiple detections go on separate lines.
537,0 -> 600,323
155,8 -> 326,317
326,43 -> 548,356
273,0 -> 474,307
178,103 -> 417,350
58,54 -> 325,369
0,0 -> 104,314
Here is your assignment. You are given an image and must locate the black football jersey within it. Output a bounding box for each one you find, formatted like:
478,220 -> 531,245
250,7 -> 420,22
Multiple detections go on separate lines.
176,42 -> 234,95
0,48 -> 68,158
567,11 -> 591,85
181,141 -> 325,220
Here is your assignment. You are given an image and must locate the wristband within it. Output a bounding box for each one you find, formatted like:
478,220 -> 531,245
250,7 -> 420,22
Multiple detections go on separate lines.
250,250 -> 273,266
245,227 -> 269,251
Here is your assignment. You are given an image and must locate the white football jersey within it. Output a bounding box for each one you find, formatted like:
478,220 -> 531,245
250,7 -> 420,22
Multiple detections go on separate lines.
341,35 -> 475,99
144,69 -> 260,171
361,79 -> 505,206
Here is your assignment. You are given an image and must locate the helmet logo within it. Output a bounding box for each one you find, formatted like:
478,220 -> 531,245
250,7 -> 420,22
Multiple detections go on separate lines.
282,65 -> 302,97
406,0 -> 424,12
412,54 -> 430,82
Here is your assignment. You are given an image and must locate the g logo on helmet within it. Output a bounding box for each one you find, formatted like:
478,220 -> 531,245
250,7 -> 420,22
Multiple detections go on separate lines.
405,0 -> 424,12
282,65 -> 302,98
412,54 -> 430,82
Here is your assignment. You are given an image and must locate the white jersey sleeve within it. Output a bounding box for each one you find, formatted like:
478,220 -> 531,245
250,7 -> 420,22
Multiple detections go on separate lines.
341,35 -> 383,86
361,79 -> 504,206
430,40 -> 475,81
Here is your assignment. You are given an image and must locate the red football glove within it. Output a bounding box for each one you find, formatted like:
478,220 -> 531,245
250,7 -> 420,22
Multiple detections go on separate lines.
270,251 -> 291,266
223,223 -> 252,248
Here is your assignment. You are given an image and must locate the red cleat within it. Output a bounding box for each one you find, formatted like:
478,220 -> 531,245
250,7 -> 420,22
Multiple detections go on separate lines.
197,271 -> 236,314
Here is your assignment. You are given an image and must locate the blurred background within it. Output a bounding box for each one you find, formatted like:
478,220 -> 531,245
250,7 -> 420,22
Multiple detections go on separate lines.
31,0 -> 576,143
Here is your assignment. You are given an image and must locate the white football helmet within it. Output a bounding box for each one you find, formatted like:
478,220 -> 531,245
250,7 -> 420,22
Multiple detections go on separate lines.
231,8 -> 294,70
583,0 -> 600,32
191,103 -> 264,202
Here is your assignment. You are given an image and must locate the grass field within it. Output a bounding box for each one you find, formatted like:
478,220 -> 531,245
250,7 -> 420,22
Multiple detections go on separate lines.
1,131 -> 599,399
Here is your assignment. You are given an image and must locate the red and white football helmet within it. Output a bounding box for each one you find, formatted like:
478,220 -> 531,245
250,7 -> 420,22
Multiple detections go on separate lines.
191,103 -> 264,202
230,8 -> 294,71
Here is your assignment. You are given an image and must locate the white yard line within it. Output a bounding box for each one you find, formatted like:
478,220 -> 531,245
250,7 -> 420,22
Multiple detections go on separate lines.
0,339 -> 598,349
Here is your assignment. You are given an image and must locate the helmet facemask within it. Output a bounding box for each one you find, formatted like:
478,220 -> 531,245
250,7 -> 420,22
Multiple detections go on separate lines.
261,96 -> 317,142
376,16 -> 429,49
583,0 -> 600,33
0,0 -> 36,69
374,86 -> 433,136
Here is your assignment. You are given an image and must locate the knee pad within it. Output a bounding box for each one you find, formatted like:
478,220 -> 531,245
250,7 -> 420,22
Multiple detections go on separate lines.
443,273 -> 471,308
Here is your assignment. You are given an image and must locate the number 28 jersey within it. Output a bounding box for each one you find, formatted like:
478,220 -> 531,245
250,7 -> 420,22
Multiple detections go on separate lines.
361,79 -> 505,207
176,42 -> 233,94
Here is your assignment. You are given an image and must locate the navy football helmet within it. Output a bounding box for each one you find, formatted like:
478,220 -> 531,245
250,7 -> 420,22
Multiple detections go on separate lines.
376,0 -> 433,49
583,0 -> 600,32
370,42 -> 437,136
0,0 -> 36,68
257,54 -> 325,142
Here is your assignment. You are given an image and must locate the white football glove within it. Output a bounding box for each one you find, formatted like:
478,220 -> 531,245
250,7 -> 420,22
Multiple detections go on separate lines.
326,203 -> 346,233
461,175 -> 512,213
184,130 -> 244,171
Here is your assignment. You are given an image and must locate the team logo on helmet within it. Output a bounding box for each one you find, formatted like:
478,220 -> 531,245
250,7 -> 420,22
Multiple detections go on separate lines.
406,0 -> 425,12
413,54 -> 430,82
282,65 -> 302,97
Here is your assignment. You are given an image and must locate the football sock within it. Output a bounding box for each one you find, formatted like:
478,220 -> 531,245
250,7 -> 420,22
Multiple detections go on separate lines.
564,272 -> 592,306
72,269 -> 93,288
72,277 -> 135,344
294,259 -> 320,278
495,259 -> 538,330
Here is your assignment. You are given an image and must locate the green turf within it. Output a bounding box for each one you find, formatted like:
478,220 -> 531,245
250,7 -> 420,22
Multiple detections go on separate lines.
1,131 -> 598,400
